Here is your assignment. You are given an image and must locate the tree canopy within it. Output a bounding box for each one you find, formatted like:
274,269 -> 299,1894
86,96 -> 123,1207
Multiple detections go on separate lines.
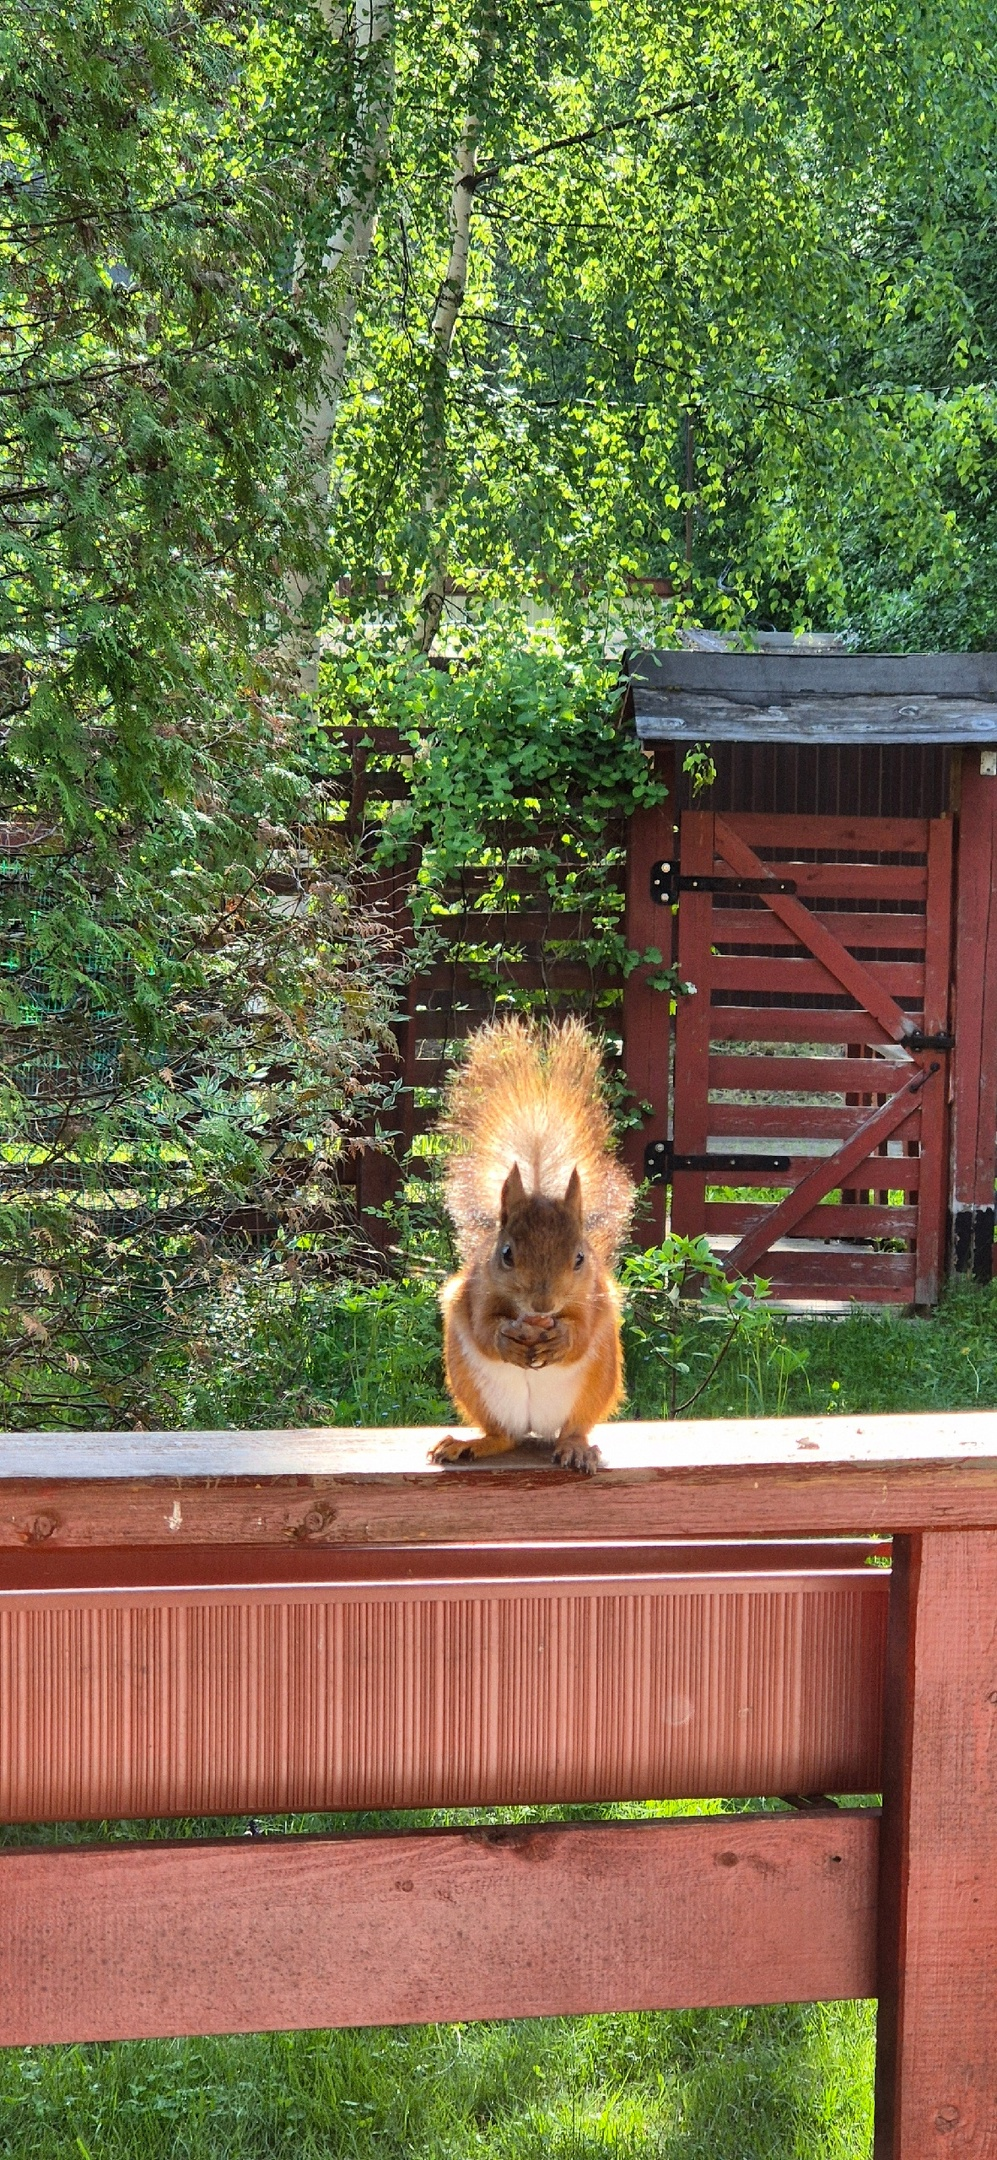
329,0 -> 997,647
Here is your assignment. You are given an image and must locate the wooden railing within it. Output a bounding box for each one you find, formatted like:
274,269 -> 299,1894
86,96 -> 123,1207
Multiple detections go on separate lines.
2,1413 -> 997,2159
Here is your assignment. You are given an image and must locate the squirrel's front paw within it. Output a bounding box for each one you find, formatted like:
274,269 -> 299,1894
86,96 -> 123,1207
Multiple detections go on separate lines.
551,1432 -> 601,1475
495,1334 -> 536,1368
497,1315 -> 569,1368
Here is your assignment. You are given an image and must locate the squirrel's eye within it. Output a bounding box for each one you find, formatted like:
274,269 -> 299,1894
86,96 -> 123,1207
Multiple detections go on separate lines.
574,1249 -> 585,1270
500,1243 -> 514,1267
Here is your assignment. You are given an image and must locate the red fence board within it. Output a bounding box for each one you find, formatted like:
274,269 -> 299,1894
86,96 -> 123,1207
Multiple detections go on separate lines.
0,1811 -> 879,2046
705,1011 -> 897,1045
950,755 -> 997,1275
744,1251 -> 916,1297
707,957 -> 926,999
705,1202 -> 917,1239
709,1055 -> 913,1094
708,1103 -> 916,1140
621,764 -> 675,1241
727,813 -> 930,853
711,911 -> 927,949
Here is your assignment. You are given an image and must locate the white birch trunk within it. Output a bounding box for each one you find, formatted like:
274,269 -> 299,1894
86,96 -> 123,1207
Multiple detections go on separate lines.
302,0 -> 394,493
283,0 -> 395,691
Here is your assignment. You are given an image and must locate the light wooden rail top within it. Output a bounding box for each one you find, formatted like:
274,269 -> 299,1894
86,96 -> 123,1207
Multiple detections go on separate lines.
5,1410 -> 997,1476
1,1412 -> 997,1542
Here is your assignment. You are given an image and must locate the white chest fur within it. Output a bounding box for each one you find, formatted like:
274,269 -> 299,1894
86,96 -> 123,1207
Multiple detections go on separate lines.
461,1337 -> 585,1439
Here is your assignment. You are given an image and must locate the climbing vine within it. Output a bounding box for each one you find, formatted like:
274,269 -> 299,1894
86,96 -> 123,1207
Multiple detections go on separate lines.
320,627 -> 672,1010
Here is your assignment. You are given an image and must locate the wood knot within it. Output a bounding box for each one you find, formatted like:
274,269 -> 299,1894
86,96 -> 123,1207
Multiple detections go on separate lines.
934,2106 -> 961,2133
288,1504 -> 336,1541
25,1513 -> 57,1543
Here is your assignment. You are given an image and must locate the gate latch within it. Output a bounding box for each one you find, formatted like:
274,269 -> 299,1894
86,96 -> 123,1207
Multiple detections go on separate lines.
903,1027 -> 954,1053
650,861 -> 798,905
645,1141 -> 793,1185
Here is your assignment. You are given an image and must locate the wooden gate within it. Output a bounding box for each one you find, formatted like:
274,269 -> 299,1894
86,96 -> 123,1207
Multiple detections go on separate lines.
669,809 -> 953,1304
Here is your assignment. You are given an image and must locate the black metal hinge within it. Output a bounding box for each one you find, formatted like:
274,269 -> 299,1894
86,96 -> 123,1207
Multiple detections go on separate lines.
645,1140 -> 793,1185
903,1027 -> 955,1052
650,861 -> 798,905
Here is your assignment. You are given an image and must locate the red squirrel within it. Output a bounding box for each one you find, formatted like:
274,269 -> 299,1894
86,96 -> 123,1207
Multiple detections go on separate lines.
430,1017 -> 634,1475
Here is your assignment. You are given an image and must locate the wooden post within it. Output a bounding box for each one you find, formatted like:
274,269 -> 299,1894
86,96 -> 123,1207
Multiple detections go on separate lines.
669,809 -> 714,1241
622,747 -> 675,1243
950,750 -> 997,1279
914,815 -> 954,1306
875,1529 -> 997,2156
354,854 -> 415,1253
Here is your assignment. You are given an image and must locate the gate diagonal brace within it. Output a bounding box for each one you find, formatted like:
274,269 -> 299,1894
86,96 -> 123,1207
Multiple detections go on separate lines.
710,815 -> 915,1046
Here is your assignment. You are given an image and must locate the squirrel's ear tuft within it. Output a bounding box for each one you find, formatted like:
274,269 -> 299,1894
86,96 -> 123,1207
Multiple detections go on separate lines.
563,1166 -> 583,1225
500,1162 -> 527,1222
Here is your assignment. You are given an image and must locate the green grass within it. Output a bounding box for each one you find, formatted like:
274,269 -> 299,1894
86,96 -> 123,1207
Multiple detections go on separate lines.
675,1279 -> 997,1421
16,1272 -> 994,2159
0,1799 -> 878,2155
0,2001 -> 875,2159
154,1260 -> 997,1430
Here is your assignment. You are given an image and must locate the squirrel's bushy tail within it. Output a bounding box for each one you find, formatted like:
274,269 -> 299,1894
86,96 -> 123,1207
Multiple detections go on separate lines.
442,1016 -> 634,1262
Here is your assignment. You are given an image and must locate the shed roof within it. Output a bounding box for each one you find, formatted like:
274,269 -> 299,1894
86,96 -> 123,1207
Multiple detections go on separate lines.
627,649 -> 997,744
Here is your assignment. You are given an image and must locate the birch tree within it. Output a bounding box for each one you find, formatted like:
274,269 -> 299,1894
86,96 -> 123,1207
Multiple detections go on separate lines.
286,0 -> 395,684
414,7 -> 498,652
329,0 -> 997,647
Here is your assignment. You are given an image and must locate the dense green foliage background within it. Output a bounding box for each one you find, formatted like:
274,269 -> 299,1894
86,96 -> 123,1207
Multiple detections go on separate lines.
4,0 -> 997,1430
0,0 -> 405,1422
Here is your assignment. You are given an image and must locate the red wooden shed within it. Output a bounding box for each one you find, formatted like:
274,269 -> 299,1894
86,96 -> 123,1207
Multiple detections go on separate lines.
623,647 -> 997,1305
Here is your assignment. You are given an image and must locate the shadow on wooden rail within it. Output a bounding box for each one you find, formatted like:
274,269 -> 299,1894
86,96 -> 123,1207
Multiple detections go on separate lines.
2,1411 -> 997,2160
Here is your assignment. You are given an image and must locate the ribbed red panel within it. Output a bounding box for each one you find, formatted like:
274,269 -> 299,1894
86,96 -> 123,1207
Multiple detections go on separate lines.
0,1544 -> 887,1821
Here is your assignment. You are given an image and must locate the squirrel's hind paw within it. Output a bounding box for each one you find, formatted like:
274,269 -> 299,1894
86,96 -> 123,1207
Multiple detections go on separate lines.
429,1433 -> 478,1464
429,1432 -> 518,1465
551,1433 -> 602,1475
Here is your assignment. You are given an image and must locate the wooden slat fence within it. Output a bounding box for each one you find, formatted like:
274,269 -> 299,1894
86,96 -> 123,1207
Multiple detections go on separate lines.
0,720 -> 633,1270
338,721 -> 632,1241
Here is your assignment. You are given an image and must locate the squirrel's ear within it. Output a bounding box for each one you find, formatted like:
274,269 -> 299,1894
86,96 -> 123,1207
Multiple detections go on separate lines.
500,1162 -> 526,1222
563,1166 -> 583,1225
